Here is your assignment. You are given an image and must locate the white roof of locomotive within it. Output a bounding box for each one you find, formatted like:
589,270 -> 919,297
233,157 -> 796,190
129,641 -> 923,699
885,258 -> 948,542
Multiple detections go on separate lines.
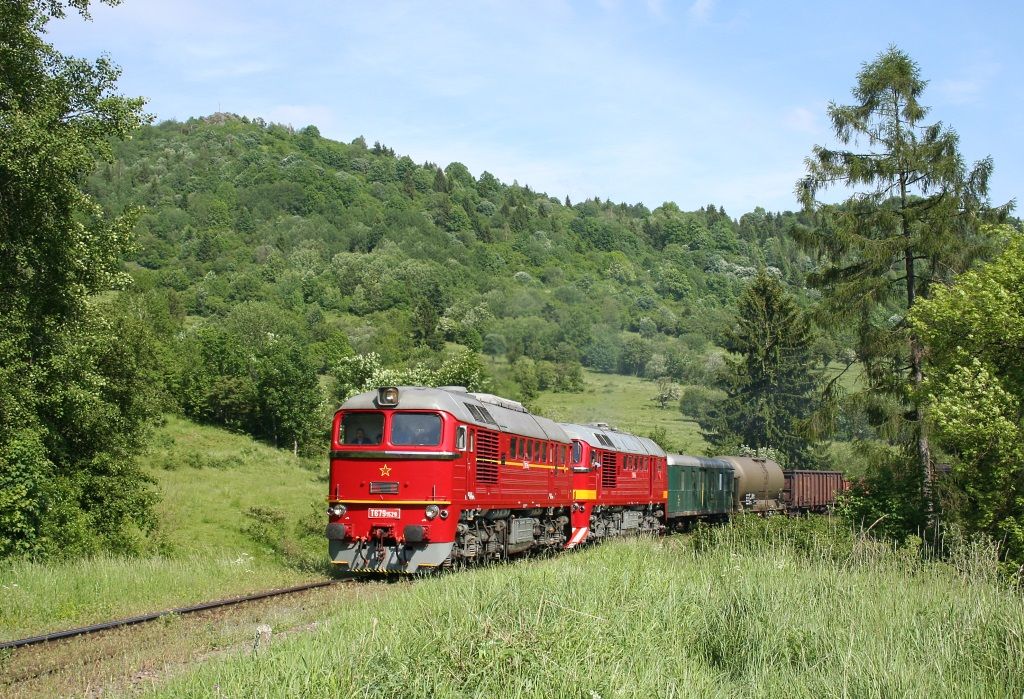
340,386 -> 571,443
559,422 -> 666,457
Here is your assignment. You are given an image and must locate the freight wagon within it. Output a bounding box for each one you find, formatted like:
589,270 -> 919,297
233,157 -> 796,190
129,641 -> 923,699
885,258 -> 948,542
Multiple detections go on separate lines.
784,469 -> 850,513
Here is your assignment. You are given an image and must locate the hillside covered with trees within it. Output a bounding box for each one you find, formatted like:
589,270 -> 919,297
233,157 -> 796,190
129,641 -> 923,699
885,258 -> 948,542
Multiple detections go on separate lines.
89,114 -> 829,443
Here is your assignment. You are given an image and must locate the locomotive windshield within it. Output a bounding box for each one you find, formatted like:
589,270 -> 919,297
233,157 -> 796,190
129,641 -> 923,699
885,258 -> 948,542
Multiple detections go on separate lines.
391,412 -> 442,446
341,412 -> 383,445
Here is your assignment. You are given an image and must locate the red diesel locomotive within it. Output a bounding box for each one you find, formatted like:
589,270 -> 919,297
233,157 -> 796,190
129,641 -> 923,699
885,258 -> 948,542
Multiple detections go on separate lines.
326,385 -> 667,573
560,422 -> 666,546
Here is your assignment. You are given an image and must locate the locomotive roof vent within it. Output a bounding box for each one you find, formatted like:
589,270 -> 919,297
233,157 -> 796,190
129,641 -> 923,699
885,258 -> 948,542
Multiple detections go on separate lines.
469,392 -> 528,414
590,422 -> 613,430
439,386 -> 468,393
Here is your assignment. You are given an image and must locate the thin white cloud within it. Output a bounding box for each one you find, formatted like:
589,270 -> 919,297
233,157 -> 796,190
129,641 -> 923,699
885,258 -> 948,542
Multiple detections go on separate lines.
783,106 -> 820,134
189,60 -> 272,80
937,79 -> 984,105
689,0 -> 715,22
264,105 -> 338,132
935,55 -> 999,106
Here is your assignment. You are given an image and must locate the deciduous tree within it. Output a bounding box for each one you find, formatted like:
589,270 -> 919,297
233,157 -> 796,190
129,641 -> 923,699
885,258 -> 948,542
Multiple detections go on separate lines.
0,0 -> 153,557
911,230 -> 1024,568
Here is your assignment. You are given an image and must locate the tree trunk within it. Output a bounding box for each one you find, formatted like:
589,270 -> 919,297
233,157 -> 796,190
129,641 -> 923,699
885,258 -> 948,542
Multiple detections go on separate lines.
903,196 -> 934,525
911,334 -> 933,523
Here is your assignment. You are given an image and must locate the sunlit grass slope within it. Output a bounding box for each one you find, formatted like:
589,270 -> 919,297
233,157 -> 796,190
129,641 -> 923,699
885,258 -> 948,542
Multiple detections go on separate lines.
0,416 -> 329,640
532,369 -> 708,453
146,517 -> 1024,699
145,416 -> 325,560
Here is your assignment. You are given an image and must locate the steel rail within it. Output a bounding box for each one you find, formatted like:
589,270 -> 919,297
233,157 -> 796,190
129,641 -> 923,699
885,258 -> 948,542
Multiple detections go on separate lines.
0,579 -> 345,651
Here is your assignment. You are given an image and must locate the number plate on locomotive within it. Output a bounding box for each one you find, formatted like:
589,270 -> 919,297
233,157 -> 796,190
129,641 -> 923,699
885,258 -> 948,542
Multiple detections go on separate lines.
368,508 -> 401,519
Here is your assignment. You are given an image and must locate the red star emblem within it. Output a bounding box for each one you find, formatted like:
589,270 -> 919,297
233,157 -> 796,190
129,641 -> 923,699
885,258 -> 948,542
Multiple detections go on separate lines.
379,465 -> 392,477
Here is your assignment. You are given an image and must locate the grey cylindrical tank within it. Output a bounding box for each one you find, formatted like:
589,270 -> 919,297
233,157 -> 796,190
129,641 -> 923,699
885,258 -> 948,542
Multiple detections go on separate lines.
719,456 -> 784,512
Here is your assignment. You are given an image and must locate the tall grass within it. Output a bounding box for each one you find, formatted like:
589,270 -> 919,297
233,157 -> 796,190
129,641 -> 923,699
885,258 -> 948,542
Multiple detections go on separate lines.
146,518 -> 1024,698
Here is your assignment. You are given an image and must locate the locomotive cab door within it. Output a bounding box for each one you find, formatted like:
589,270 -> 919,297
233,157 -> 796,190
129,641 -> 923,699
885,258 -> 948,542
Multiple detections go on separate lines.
458,424 -> 477,496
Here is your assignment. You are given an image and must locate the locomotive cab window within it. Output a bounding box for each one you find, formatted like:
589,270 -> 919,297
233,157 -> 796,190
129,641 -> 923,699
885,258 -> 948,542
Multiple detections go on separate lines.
391,412 -> 442,446
572,441 -> 582,464
341,412 -> 383,445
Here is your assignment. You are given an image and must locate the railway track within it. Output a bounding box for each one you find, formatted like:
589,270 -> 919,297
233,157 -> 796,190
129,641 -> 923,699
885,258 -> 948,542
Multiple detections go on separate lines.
0,579 -> 347,651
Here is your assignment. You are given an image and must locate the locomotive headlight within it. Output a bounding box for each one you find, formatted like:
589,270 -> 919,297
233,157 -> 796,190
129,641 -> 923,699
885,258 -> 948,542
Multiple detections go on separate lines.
328,504 -> 347,517
378,386 -> 400,406
425,505 -> 440,520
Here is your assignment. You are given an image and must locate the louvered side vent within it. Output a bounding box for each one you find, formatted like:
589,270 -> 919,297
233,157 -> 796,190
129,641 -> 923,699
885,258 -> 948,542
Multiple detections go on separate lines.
476,429 -> 500,484
601,451 -> 618,489
476,405 -> 498,425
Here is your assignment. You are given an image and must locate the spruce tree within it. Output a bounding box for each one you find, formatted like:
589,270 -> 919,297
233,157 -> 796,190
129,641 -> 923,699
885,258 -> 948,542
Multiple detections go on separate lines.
700,272 -> 822,467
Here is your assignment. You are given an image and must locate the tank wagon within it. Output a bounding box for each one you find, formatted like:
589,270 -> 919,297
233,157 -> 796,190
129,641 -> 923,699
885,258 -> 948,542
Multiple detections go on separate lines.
326,386 -> 849,572
718,456 -> 785,513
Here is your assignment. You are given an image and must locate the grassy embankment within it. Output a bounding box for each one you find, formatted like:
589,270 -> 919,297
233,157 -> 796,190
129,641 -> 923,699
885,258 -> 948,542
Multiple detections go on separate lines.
144,516 -> 1024,698
0,415 -> 328,641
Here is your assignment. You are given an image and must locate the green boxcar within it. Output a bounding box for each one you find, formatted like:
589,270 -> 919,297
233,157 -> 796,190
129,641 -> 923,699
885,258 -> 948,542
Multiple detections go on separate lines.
666,454 -> 734,522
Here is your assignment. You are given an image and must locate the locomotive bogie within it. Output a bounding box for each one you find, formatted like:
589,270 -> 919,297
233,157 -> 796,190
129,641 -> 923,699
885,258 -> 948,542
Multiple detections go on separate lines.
586,504 -> 664,541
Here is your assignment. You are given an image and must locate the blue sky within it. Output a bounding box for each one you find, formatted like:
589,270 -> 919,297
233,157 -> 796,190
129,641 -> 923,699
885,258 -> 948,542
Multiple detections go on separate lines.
49,0 -> 1022,216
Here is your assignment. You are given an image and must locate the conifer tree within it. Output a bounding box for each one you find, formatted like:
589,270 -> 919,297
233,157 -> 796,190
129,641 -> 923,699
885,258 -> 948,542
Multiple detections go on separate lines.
699,272 -> 822,467
794,47 -> 1005,522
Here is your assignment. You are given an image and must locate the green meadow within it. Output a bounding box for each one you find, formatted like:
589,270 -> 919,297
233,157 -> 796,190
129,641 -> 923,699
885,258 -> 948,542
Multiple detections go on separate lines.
144,516 -> 1024,699
531,369 -> 708,454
